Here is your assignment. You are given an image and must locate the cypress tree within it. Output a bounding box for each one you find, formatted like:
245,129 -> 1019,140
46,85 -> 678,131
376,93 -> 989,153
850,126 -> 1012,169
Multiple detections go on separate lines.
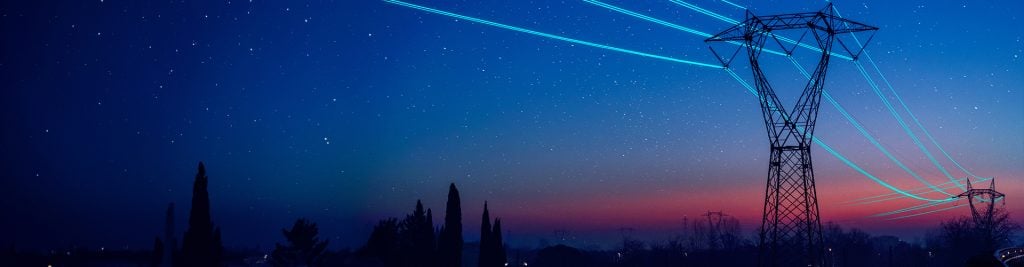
426,208 -> 435,267
400,200 -> 436,267
478,203 -> 507,267
437,183 -> 463,267
478,202 -> 492,267
493,219 -> 506,267
179,162 -> 223,267
163,203 -> 176,267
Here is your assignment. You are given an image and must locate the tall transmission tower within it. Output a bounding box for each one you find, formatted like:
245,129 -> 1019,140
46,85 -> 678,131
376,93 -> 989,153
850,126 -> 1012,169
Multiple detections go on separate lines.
705,4 -> 877,267
955,178 -> 1005,227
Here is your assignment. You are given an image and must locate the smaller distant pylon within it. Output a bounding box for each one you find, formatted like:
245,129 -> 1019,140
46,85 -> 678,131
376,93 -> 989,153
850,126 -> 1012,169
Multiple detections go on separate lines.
703,211 -> 727,250
955,177 -> 1005,227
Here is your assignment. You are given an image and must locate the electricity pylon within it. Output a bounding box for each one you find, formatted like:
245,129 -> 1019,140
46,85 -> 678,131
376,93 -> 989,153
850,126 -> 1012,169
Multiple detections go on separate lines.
705,4 -> 877,267
955,177 -> 1005,227
703,211 -> 727,250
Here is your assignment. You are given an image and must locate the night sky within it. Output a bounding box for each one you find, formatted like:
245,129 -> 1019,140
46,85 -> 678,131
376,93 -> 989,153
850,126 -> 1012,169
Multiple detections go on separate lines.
1,0 -> 1021,251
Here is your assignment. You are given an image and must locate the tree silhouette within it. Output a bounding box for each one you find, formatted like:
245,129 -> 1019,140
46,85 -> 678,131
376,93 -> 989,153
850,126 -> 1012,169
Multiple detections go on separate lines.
179,162 -> 223,267
437,183 -> 463,267
163,202 -> 176,267
618,236 -> 646,267
492,219 -> 506,267
399,200 -> 435,267
152,236 -> 164,267
479,202 -> 492,267
926,209 -> 1020,267
533,245 -> 587,267
976,207 -> 1020,252
478,202 -> 506,267
271,218 -> 329,267
359,218 -> 400,266
822,223 -> 875,267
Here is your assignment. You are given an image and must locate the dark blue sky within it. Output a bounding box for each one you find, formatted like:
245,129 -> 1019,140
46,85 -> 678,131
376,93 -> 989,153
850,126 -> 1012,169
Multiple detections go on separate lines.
1,0 -> 1021,250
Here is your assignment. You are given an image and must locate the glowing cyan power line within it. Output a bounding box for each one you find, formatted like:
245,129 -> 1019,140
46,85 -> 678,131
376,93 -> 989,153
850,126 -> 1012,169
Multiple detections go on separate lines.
825,4 -> 992,218
788,57 -> 954,197
832,5 -> 980,187
383,0 -> 975,205
591,0 -> 948,201
886,203 -> 964,220
843,178 -> 989,206
382,0 -> 722,69
870,199 -> 955,218
581,0 -> 711,37
842,178 -> 968,204
725,68 -> 948,202
672,0 -> 985,206
582,0 -> 789,58
720,0 -> 748,10
875,196 -> 1002,220
669,0 -> 850,60
853,61 -> 961,187
866,50 -> 982,182
668,0 -> 739,24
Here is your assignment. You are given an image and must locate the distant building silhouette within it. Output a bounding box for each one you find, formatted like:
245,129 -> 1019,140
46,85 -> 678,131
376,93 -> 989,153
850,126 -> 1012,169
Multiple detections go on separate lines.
179,162 -> 223,267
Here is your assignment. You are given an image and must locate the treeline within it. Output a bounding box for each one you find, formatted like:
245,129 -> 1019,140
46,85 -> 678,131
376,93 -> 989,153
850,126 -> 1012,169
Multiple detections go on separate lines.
504,217 -> 1018,267
924,208 -> 1020,267
341,184 -> 506,267
1,163 -> 510,267
1,162 -> 1019,267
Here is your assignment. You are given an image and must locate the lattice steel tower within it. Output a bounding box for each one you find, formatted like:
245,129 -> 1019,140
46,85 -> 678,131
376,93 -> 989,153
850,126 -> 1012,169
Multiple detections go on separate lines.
955,178 -> 1005,227
703,211 -> 727,250
705,4 -> 877,267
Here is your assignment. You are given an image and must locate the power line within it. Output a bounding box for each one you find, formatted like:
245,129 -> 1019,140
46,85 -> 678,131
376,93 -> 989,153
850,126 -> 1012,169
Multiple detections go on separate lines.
382,0 -> 722,69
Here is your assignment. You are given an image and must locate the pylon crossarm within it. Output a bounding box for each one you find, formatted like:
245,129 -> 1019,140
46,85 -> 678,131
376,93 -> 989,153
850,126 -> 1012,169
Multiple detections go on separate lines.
954,178 -> 1005,227
838,30 -> 877,59
707,4 -> 878,63
705,9 -> 877,43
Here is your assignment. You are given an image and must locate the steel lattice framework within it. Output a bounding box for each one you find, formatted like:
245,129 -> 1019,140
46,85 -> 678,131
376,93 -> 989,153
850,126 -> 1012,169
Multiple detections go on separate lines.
706,4 -> 877,267
955,178 -> 1005,227
703,211 -> 728,250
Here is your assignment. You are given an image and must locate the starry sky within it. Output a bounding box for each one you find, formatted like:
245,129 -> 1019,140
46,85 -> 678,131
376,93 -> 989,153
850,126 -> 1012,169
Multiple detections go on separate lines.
1,0 -> 1021,250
